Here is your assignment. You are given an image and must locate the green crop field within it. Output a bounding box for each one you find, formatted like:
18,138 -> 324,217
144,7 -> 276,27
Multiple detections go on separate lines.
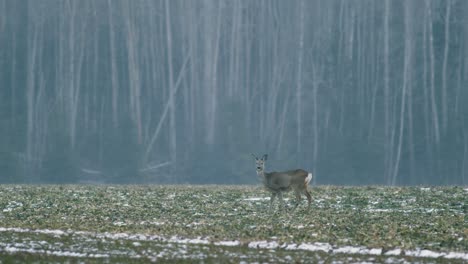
0,185 -> 466,263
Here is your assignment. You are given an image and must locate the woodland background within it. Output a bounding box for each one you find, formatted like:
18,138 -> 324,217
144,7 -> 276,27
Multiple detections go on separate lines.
0,0 -> 467,185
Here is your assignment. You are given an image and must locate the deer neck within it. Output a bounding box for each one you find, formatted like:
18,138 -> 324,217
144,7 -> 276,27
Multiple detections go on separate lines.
257,168 -> 264,177
257,167 -> 267,181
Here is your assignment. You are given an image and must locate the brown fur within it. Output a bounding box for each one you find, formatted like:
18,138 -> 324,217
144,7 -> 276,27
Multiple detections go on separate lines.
262,169 -> 312,208
253,154 -> 312,209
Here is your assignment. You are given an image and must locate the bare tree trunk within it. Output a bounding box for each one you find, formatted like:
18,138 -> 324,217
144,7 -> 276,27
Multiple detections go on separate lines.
367,2 -> 379,141
165,0 -> 177,165
407,47 -> 415,184
427,0 -> 440,144
124,2 -> 143,143
441,0 -> 452,133
202,0 -> 222,146
312,64 -> 319,172
265,48 -> 281,146
10,32 -> 16,127
228,1 -> 241,99
187,2 -> 198,150
296,0 -> 305,159
66,0 -> 77,148
383,0 -> 392,183
276,89 -> 291,157
26,27 -> 38,176
391,1 -> 413,186
422,9 -> 431,154
108,0 -> 119,128
209,2 -> 222,145
70,3 -> 86,150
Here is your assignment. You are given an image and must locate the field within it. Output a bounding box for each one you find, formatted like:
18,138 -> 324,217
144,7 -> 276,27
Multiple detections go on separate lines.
0,185 -> 466,263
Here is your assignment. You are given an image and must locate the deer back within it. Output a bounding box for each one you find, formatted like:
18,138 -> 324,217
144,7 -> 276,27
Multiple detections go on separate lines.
263,169 -> 309,192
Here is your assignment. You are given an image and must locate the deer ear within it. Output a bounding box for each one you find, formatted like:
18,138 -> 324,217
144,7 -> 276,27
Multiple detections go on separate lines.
263,154 -> 268,160
251,153 -> 257,160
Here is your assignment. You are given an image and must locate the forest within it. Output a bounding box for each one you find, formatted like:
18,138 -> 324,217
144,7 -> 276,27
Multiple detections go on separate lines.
0,0 -> 467,185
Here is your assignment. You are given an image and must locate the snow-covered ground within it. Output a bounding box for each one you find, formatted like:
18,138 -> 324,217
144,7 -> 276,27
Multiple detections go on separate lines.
0,185 -> 465,262
0,227 -> 466,261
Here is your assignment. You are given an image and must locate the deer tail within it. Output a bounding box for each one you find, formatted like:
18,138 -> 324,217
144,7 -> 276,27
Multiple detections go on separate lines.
305,173 -> 313,185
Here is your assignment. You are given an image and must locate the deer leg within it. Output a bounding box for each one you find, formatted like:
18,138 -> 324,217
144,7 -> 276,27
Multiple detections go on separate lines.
278,192 -> 286,210
269,193 -> 277,210
294,190 -> 302,208
304,189 -> 312,207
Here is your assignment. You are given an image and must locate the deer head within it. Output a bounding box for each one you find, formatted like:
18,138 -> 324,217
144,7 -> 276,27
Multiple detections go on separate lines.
252,154 -> 268,177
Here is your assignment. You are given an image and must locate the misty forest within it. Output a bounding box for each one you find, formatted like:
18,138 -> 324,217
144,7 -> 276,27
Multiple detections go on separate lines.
0,0 -> 467,185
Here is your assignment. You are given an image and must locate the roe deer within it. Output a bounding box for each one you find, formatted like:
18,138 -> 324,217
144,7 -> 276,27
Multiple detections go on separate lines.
252,154 -> 312,210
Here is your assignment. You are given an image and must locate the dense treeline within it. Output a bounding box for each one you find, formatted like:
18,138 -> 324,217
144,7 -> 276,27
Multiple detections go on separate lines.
0,0 -> 467,185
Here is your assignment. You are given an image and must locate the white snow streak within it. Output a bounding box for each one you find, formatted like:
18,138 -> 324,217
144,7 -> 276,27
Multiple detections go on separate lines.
214,241 -> 241,246
248,240 -> 279,249
242,197 -> 269,201
0,227 -> 467,261
2,245 -> 109,258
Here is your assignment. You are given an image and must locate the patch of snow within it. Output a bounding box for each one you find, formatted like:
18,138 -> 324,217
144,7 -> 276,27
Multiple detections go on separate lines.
186,222 -> 204,228
368,248 -> 383,255
334,247 -> 382,255
385,248 -> 402,256
1,227 -> 467,261
113,221 -> 126,226
243,197 -> 269,201
333,246 -> 364,254
168,236 -> 210,245
138,221 -> 165,226
2,245 -> 110,258
406,249 -> 444,258
2,201 -> 23,212
214,241 -> 240,247
283,243 -> 297,250
365,208 -> 445,214
366,209 -> 393,213
296,242 -> 332,252
445,252 -> 468,259
248,240 -> 279,249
